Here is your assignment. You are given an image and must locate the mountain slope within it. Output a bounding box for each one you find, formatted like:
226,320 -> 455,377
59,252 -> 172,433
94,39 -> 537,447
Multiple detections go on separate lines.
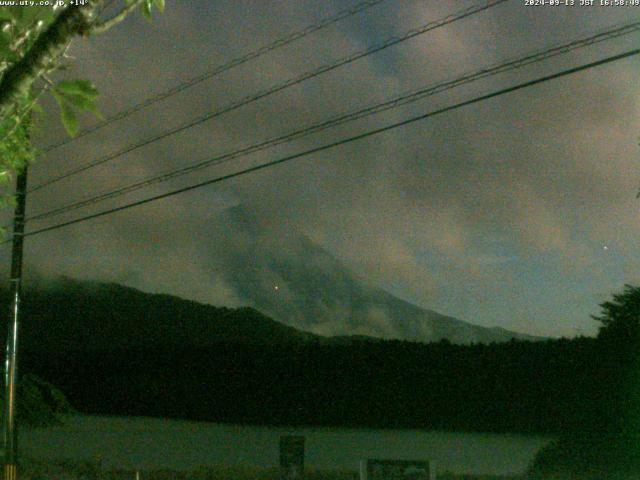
207,205 -> 538,344
5,202 -> 539,347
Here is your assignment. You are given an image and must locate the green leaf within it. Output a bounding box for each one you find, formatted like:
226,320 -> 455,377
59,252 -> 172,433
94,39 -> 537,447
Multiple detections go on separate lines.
141,0 -> 153,19
56,80 -> 99,101
53,80 -> 102,121
61,93 -> 100,114
34,6 -> 55,24
52,91 -> 78,137
0,8 -> 14,21
59,102 -> 78,137
153,0 -> 165,12
5,7 -> 22,22
0,30 -> 12,53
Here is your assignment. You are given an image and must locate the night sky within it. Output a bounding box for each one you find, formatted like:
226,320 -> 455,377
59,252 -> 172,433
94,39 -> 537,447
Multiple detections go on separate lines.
2,0 -> 639,338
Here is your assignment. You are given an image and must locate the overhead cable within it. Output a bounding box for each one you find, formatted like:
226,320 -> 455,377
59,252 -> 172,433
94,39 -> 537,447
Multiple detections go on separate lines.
16,47 -> 640,240
29,0 -> 508,193
26,19 -> 640,223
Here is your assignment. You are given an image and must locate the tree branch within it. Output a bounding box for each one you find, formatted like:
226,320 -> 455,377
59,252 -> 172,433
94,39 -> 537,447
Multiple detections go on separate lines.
90,0 -> 144,35
0,2 -> 104,120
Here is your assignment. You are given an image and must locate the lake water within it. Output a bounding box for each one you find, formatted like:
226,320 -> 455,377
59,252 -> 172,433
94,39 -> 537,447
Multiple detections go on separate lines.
21,415 -> 552,476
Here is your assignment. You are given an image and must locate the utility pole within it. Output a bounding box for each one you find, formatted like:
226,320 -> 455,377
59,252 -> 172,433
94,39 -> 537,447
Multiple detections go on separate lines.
3,166 -> 28,480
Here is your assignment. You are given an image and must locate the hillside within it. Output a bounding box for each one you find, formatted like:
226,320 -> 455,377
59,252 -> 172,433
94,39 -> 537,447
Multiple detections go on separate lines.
1,275 -> 537,352
0,277 -> 316,352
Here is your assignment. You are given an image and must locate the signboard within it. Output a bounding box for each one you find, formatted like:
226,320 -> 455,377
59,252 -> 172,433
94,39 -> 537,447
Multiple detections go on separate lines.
279,435 -> 305,480
360,459 -> 435,480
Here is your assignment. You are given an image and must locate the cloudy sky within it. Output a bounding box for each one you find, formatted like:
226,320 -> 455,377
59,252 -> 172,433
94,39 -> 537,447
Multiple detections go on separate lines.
2,0 -> 639,338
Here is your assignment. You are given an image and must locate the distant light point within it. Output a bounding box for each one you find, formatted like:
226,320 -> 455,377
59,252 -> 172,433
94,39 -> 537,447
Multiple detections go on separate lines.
274,285 -> 279,291
603,245 -> 608,251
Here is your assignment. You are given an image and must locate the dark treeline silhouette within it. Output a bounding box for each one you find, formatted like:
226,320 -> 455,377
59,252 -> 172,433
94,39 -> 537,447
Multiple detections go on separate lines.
7,278 -> 639,477
20,335 -> 635,435
526,284 -> 640,478
5,279 -> 638,438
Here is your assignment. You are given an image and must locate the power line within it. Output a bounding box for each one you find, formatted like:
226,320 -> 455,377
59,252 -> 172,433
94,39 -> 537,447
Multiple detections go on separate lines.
25,19 -> 640,223
15,47 -> 640,241
32,0 -> 506,191
29,0 -> 508,193
41,0 -> 390,153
